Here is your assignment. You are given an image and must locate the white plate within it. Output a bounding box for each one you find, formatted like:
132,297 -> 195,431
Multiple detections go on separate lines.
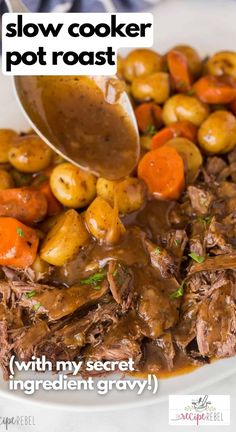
1,0 -> 236,411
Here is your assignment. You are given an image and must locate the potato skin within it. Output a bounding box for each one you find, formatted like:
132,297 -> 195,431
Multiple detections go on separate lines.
8,135 -> 52,173
50,163 -> 97,208
0,129 -> 18,163
123,49 -> 163,82
96,177 -> 146,214
205,51 -> 236,78
166,137 -> 203,183
163,94 -> 209,126
198,110 -> 236,154
85,197 -> 125,244
172,45 -> 202,77
40,209 -> 89,266
131,73 -> 170,103
0,169 -> 14,190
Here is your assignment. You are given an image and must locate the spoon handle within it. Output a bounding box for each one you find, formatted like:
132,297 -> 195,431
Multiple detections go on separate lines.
5,0 -> 28,13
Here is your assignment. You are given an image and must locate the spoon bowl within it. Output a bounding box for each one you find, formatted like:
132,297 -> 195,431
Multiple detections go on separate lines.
5,0 -> 140,180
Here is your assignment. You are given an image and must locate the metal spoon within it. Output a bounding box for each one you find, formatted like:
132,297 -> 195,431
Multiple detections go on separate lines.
5,0 -> 140,179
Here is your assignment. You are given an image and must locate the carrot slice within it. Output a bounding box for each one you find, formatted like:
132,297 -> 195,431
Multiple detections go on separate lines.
193,75 -> 236,104
138,145 -> 185,200
38,181 -> 62,217
167,50 -> 191,92
0,188 -> 48,224
0,217 -> 39,268
151,121 -> 197,149
134,103 -> 163,133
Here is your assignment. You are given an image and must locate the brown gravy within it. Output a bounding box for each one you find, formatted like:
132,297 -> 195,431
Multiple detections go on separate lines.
15,76 -> 139,179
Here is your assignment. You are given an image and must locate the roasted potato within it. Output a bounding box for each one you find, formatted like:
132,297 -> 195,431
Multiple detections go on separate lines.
123,49 -> 163,82
198,110 -> 236,154
0,129 -> 18,163
205,51 -> 236,78
167,138 -> 203,183
50,162 -> 97,208
96,177 -> 146,214
85,197 -> 125,244
8,135 -> 52,173
131,72 -> 170,103
0,169 -> 14,190
172,45 -> 202,77
162,94 -> 209,126
40,209 -> 89,266
31,254 -> 50,280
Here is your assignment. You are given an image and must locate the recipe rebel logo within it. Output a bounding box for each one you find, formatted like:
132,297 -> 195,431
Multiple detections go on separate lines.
169,395 -> 230,426
1,12 -> 153,75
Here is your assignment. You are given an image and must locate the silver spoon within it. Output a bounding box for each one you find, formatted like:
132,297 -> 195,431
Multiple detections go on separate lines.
5,0 -> 140,180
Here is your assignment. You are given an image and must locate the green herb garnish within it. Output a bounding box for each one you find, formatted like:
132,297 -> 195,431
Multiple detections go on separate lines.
186,88 -> 195,96
154,247 -> 161,254
188,252 -> 205,263
145,124 -> 157,137
174,239 -> 181,246
33,302 -> 41,311
16,227 -> 25,238
25,290 -> 36,299
197,216 -> 212,227
177,80 -> 186,88
170,282 -> 185,299
80,270 -> 106,287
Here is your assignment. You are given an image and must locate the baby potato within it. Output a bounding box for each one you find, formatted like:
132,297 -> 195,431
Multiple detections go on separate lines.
163,94 -> 209,126
96,177 -> 146,214
8,135 -> 53,173
131,72 -> 170,103
123,49 -> 163,82
40,209 -> 89,266
0,169 -> 14,190
173,45 -> 202,77
198,110 -> 236,154
85,197 -> 125,244
31,254 -> 50,280
205,51 -> 236,78
0,129 -> 18,163
167,138 -> 203,183
50,163 -> 97,208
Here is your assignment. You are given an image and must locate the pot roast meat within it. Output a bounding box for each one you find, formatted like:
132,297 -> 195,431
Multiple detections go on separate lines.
188,186 -> 213,216
19,280 -> 109,321
84,311 -> 143,365
13,321 -> 50,361
196,285 -> 236,358
144,239 -> 177,278
205,217 -> 233,255
107,261 -> 133,311
189,255 -> 236,275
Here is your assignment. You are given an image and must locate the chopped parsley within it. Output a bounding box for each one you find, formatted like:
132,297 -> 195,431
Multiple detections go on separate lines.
145,124 -> 157,137
154,247 -> 161,254
197,216 -> 212,227
33,302 -> 41,311
176,80 -> 186,88
16,227 -> 24,238
25,290 -> 36,299
186,88 -> 195,96
170,282 -> 185,299
188,252 -> 205,263
174,239 -> 181,246
80,270 -> 106,288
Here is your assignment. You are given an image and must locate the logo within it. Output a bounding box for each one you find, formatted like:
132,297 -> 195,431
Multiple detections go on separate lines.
0,416 -> 36,431
169,395 -> 230,426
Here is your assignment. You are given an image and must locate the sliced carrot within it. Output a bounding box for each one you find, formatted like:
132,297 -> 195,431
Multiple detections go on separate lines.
151,121 -> 197,149
167,50 -> 191,92
0,188 -> 48,224
38,181 -> 62,216
0,217 -> 39,268
193,75 -> 236,104
134,102 -> 163,133
138,145 -> 185,200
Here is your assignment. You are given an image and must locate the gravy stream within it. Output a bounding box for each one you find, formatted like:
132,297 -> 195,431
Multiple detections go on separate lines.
15,76 -> 139,179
